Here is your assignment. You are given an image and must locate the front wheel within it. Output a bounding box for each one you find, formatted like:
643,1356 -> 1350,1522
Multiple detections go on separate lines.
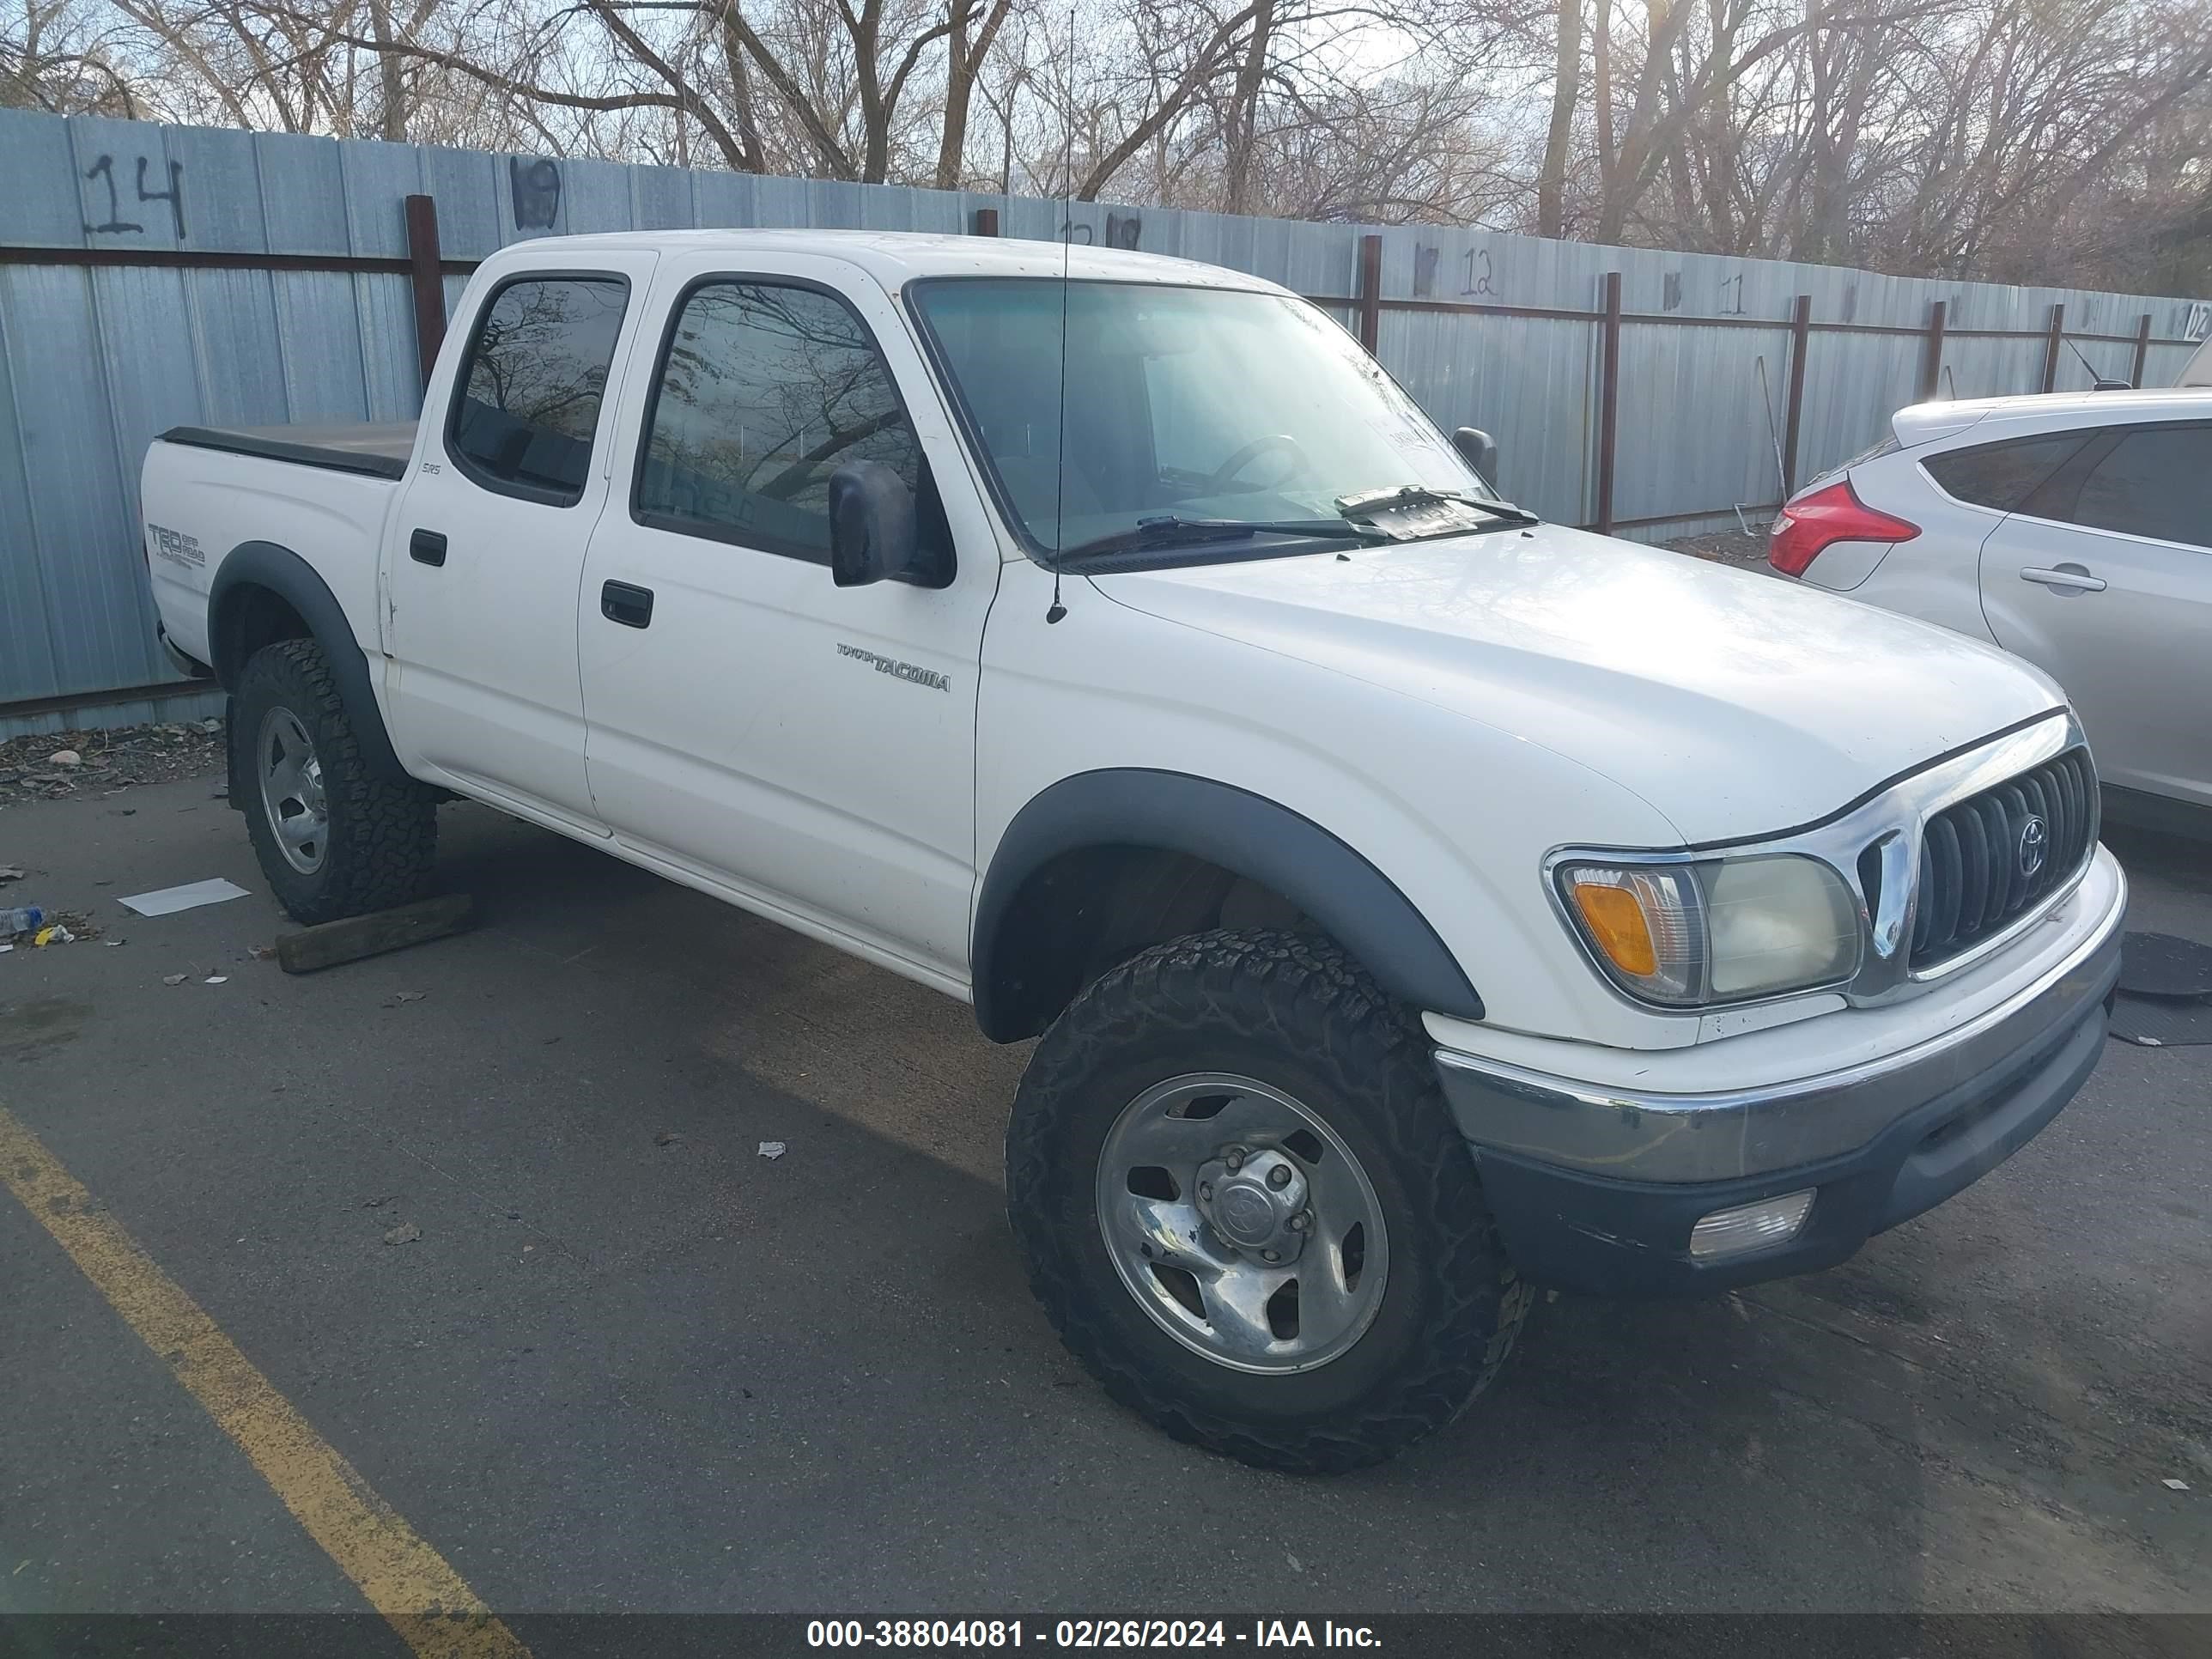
234,638 -> 438,926
1006,929 -> 1530,1474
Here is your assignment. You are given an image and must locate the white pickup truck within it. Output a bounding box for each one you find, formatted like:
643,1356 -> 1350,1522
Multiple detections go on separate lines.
142,230 -> 2126,1473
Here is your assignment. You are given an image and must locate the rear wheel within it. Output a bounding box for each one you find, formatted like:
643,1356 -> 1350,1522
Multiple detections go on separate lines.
1006,928 -> 1530,1474
234,638 -> 437,925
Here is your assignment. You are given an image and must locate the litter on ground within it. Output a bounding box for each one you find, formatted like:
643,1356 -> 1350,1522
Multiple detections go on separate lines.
118,877 -> 252,917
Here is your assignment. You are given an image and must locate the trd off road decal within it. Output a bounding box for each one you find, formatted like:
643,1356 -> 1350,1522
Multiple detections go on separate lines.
147,524 -> 204,569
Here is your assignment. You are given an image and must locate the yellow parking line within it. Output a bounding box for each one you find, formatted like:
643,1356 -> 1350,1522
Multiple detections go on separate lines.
0,1105 -> 530,1659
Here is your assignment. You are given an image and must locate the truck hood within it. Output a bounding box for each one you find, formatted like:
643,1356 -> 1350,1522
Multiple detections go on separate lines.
1090,522 -> 2064,845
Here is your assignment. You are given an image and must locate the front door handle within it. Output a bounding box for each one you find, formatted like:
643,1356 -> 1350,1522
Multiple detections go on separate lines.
409,529 -> 447,567
601,580 -> 655,629
2020,564 -> 2106,592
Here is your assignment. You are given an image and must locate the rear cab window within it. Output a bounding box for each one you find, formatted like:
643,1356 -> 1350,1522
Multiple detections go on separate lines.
447,275 -> 630,506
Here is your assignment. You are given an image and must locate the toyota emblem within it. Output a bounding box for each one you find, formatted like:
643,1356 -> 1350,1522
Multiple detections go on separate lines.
2018,815 -> 2048,878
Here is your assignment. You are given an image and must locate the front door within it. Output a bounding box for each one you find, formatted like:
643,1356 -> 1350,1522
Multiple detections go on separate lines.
1978,420 -> 2212,810
383,255 -> 657,830
578,254 -> 1001,981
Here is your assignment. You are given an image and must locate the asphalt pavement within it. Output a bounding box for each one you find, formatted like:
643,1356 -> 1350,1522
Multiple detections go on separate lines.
2,769 -> 2208,1626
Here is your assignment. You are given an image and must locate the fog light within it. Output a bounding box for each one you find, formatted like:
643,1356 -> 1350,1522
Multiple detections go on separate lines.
1689,1190 -> 1814,1260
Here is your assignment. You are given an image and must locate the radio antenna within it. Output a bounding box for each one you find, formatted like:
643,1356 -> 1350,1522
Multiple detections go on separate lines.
1045,1 -> 1075,623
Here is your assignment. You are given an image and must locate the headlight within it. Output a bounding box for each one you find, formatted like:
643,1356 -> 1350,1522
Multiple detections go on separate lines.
1556,854 -> 1861,1007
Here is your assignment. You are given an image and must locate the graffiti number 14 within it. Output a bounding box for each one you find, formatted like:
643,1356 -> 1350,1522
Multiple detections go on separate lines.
82,155 -> 187,239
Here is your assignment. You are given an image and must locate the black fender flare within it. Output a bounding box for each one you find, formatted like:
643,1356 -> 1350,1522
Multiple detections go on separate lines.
971,768 -> 1484,1041
210,540 -> 409,782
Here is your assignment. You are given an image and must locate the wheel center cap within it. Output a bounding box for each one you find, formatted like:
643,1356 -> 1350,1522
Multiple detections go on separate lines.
1197,1147 -> 1309,1259
1212,1180 -> 1279,1246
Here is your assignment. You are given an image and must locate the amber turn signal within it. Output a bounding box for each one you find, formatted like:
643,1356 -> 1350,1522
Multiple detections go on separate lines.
1570,880 -> 1658,977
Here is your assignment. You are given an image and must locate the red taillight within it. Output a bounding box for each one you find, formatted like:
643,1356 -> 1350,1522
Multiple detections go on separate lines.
1767,480 -> 1918,577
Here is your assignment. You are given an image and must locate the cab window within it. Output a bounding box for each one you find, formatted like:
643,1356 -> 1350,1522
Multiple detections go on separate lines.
634,280 -> 938,565
447,276 -> 629,506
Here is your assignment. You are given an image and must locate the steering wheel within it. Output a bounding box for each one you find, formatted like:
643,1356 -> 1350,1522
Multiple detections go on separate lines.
1206,433 -> 1309,494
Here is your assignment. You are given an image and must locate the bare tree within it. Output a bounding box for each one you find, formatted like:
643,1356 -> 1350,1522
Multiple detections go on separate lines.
3,0 -> 141,112
1536,0 -> 1580,235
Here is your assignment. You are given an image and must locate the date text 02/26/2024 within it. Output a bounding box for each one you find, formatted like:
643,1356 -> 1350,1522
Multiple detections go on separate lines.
807,1621 -> 1382,1649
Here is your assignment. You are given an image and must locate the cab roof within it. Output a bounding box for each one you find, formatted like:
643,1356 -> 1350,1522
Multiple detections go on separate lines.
476,228 -> 1288,295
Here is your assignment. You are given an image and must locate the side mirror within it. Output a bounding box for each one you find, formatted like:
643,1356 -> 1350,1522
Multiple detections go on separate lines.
828,461 -> 920,587
2091,378 -> 2133,392
1452,426 -> 1499,483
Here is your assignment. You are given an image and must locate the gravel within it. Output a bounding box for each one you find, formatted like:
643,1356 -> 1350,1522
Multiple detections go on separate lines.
1663,528 -> 1771,569
0,720 -> 226,810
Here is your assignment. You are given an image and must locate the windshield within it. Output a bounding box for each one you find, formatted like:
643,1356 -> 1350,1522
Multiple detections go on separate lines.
908,278 -> 1498,557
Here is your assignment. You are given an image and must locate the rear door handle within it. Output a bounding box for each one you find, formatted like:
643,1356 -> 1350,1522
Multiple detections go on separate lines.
600,580 -> 654,629
2020,565 -> 2105,592
409,529 -> 447,567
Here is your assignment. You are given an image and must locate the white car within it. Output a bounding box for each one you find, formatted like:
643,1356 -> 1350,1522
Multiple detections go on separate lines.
1771,389 -> 2212,830
142,230 -> 2125,1472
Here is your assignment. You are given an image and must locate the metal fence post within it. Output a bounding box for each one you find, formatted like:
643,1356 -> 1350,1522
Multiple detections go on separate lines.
1595,270 -> 1622,538
404,194 -> 446,392
2041,302 -> 2066,392
1355,234 -> 1383,355
2133,313 -> 2154,386
970,207 -> 1000,236
1919,299 -> 1947,401
1783,294 -> 1812,495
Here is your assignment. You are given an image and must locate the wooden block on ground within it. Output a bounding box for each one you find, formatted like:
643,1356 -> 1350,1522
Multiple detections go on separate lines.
276,894 -> 474,975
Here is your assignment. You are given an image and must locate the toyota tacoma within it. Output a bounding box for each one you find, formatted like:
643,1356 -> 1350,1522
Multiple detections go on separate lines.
140,230 -> 2126,1472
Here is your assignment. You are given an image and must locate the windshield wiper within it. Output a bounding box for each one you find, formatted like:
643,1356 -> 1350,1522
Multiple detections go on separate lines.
1335,484 -> 1540,528
1058,514 -> 1390,562
1054,489 -> 1537,562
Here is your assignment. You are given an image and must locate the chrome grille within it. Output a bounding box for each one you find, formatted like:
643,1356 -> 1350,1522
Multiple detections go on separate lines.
1909,747 -> 2097,971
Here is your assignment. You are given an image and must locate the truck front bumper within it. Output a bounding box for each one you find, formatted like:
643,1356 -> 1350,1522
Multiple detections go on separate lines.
1433,857 -> 2127,1297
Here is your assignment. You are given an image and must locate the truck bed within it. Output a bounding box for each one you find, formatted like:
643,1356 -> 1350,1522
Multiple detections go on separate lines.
158,422 -> 416,482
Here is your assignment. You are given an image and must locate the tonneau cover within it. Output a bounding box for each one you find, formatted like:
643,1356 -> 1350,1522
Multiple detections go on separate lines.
160,422 -> 416,481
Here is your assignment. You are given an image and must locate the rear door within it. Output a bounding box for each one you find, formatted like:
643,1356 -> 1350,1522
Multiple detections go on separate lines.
383,256 -> 657,830
1978,420 -> 2212,808
577,252 -> 1001,981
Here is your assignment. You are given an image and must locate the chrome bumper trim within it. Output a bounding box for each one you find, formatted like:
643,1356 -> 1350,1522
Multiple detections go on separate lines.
1437,860 -> 2126,1184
